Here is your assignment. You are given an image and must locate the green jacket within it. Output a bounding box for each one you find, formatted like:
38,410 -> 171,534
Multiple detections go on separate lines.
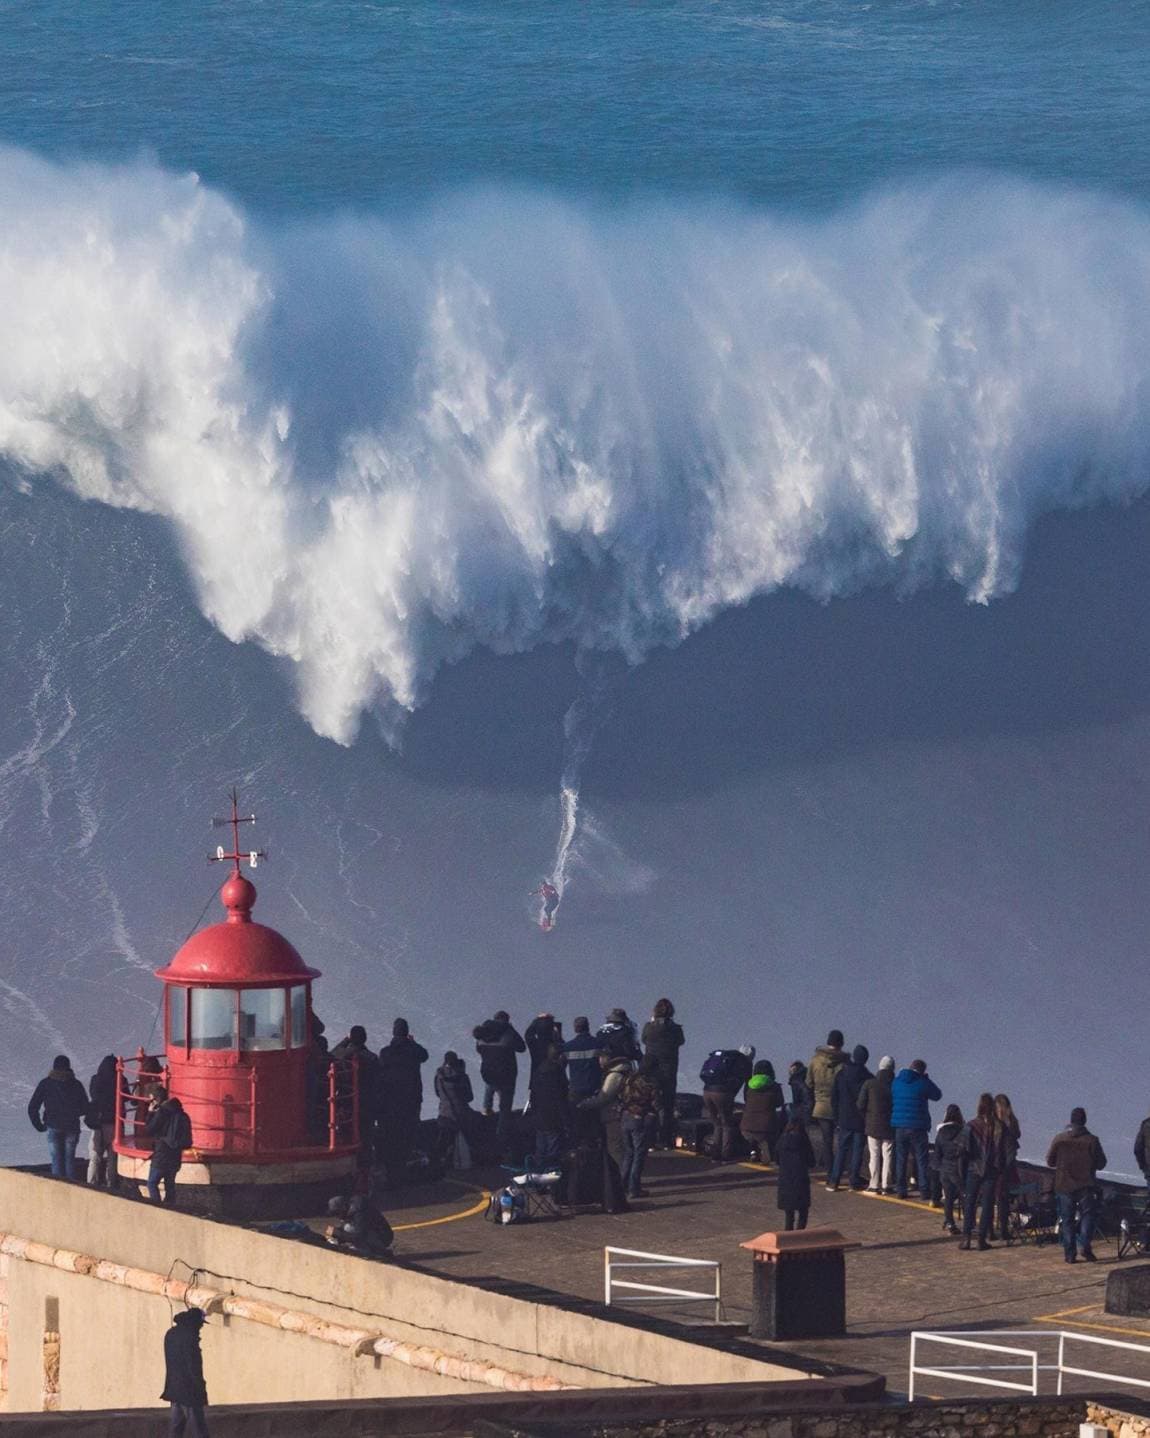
807,1045 -> 847,1121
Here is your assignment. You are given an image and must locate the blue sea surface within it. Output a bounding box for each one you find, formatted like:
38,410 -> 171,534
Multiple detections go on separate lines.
0,0 -> 1146,212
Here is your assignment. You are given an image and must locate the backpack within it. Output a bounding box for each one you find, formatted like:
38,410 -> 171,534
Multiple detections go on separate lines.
700,1050 -> 741,1088
485,1185 -> 527,1225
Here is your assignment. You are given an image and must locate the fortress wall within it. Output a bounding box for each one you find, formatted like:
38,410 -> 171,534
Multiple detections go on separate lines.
0,1169 -> 816,1413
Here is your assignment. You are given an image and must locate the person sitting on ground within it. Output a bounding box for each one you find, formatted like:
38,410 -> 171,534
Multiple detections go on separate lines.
1046,1107 -> 1107,1264
892,1058 -> 941,1199
827,1044 -> 872,1192
325,1193 -> 395,1258
740,1060 -> 785,1163
934,1103 -> 966,1235
27,1054 -> 91,1181
528,1042 -> 570,1164
991,1094 -> 1021,1241
578,1050 -> 634,1214
86,1054 -> 120,1192
641,998 -> 685,1149
563,1016 -> 604,1104
776,1109 -> 817,1231
959,1092 -> 1008,1251
145,1094 -> 193,1206
858,1055 -> 895,1195
807,1031 -> 847,1171
162,1307 -> 210,1438
700,1044 -> 755,1164
472,1010 -> 526,1130
618,1058 -> 660,1199
597,1008 -> 642,1062
433,1050 -> 475,1169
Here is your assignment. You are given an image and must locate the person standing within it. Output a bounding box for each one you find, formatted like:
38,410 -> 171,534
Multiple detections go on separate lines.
528,1043 -> 570,1164
162,1307 -> 211,1437
858,1056 -> 895,1195
618,1060 -> 660,1199
992,1094 -> 1021,1241
934,1104 -> 966,1235
891,1059 -> 941,1199
433,1051 -> 475,1169
27,1055 -> 90,1180
525,1013 -> 560,1076
959,1093 -> 1008,1251
472,1010 -> 526,1134
827,1045 -> 871,1192
1046,1107 -> 1107,1263
1135,1111 -> 1150,1191
641,998 -> 685,1148
787,1061 -> 813,1130
700,1045 -> 755,1163
563,1017 -> 604,1103
86,1054 -> 120,1191
376,1019 -> 429,1184
741,1060 -> 786,1163
330,1026 -> 381,1159
776,1112 -> 816,1231
145,1095 -> 193,1205
807,1031 -> 847,1170
579,1051 -> 634,1213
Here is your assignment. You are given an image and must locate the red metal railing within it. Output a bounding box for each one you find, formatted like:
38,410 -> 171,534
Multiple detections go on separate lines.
113,1053 -> 360,1158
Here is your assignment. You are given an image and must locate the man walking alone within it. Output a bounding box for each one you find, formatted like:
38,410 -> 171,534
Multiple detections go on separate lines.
162,1307 -> 211,1437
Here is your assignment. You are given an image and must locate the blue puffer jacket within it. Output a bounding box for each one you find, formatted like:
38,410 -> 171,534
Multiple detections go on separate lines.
890,1068 -> 941,1131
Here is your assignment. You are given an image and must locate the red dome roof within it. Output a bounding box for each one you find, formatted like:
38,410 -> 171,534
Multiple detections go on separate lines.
155,875 -> 320,987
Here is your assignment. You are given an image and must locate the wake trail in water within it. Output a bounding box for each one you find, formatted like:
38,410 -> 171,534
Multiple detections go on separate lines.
4,149 -> 1150,744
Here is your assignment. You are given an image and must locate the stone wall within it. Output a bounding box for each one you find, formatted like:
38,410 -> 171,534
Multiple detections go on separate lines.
1087,1402 -> 1150,1437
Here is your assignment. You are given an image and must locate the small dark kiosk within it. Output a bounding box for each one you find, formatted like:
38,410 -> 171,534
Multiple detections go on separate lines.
742,1228 -> 853,1341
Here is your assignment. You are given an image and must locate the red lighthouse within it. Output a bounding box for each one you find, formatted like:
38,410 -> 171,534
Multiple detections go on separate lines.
114,794 -> 360,1216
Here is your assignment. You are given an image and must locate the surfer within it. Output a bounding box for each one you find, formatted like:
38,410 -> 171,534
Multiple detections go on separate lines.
531,880 -> 560,931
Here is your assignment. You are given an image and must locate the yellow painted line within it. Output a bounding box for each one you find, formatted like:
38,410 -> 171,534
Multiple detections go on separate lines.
392,1184 -> 492,1231
1037,1303 -> 1099,1319
856,1189 -> 936,1213
1034,1313 -> 1150,1342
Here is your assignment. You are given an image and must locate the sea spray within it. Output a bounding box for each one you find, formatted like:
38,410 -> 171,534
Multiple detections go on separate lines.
4,151 -> 1150,742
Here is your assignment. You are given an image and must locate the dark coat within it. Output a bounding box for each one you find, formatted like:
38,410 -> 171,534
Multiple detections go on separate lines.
525,1016 -> 560,1073
563,1032 -> 604,1099
857,1070 -> 894,1140
776,1127 -> 816,1211
330,1039 -> 381,1115
473,1019 -> 526,1087
161,1313 -> 208,1406
433,1062 -> 474,1128
1136,1117 -> 1150,1175
741,1077 -> 785,1140
146,1099 -> 192,1158
831,1047 -> 872,1132
28,1067 -> 91,1135
529,1059 -> 570,1131
377,1036 -> 429,1114
934,1121 -> 966,1186
788,1065 -> 813,1125
961,1117 -> 1010,1180
641,1017 -> 685,1082
1046,1124 -> 1107,1194
87,1058 -> 119,1128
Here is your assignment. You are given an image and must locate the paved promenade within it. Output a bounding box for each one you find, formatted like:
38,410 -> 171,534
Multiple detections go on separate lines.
361,1150 -> 1150,1397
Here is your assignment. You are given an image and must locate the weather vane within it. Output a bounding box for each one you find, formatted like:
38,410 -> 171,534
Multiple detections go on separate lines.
209,788 -> 267,874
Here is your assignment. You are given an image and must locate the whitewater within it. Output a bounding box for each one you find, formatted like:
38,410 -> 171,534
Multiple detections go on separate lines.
3,148 -> 1150,746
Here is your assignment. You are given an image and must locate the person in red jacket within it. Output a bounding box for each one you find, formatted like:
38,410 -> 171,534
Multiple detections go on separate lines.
532,881 -> 560,930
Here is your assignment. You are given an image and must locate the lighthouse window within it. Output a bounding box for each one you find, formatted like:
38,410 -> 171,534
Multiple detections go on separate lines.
290,985 -> 307,1047
240,988 -> 286,1051
190,988 -> 237,1051
168,986 -> 188,1049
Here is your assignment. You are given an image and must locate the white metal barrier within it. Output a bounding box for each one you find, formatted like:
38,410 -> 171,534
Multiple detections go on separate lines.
909,1329 -> 1150,1402
604,1246 -> 722,1322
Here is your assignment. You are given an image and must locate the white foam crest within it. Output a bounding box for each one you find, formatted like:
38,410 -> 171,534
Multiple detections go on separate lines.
3,150 -> 1150,741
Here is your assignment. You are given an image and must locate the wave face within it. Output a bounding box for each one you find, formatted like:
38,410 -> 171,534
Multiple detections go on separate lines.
3,149 -> 1150,742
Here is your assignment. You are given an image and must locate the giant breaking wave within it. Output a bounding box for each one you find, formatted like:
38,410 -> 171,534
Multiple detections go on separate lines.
2,148 -> 1149,742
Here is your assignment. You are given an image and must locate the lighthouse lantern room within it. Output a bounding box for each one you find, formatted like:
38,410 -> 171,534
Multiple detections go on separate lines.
114,793 -> 359,1216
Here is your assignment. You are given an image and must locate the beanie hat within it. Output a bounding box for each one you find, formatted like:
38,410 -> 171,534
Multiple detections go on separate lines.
827,1030 -> 844,1048
53,1054 -> 71,1071
879,1055 -> 894,1071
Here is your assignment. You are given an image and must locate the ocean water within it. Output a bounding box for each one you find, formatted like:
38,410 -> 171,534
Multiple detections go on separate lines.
2,0 -> 1150,1168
